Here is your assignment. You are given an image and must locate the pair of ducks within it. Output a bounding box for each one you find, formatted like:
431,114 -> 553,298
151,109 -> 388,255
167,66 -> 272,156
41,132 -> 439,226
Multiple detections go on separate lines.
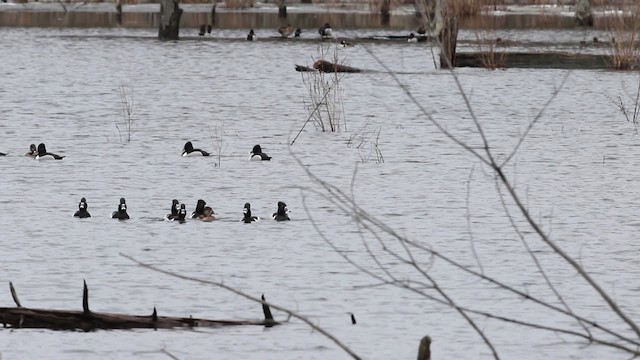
25,143 -> 65,160
181,141 -> 271,161
165,199 -> 290,223
73,197 -> 129,219
246,26 -> 302,41
243,201 -> 290,222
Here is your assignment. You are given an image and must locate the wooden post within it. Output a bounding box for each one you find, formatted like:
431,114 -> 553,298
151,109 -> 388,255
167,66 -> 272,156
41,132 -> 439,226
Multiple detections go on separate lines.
158,0 -> 183,40
575,0 -> 593,27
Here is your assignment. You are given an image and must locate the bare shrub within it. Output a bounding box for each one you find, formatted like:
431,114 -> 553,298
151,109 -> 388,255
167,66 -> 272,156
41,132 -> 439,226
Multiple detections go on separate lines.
606,3 -> 640,70
605,76 -> 640,134
475,30 -> 507,70
347,119 -> 384,163
117,85 -> 135,143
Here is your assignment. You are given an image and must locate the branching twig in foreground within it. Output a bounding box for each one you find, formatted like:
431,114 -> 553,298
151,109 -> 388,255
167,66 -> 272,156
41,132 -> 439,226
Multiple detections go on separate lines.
120,253 -> 362,360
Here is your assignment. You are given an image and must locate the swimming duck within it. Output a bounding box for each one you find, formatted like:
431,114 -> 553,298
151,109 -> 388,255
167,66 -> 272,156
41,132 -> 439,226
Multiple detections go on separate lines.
198,206 -> 216,222
407,33 -> 418,43
319,23 -> 332,38
250,144 -> 271,161
198,24 -> 206,36
74,197 -> 91,218
176,204 -> 187,223
294,28 -> 302,37
25,144 -> 37,158
111,198 -> 130,220
242,203 -> 260,223
340,40 -> 353,47
165,199 -> 180,220
35,143 -> 65,160
278,24 -> 294,38
182,141 -> 210,157
191,199 -> 207,219
247,29 -> 256,41
272,201 -> 290,221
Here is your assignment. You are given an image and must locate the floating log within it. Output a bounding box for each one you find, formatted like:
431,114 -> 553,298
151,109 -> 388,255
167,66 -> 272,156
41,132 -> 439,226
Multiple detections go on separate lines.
455,52 -> 611,69
0,282 -> 278,331
313,60 -> 361,73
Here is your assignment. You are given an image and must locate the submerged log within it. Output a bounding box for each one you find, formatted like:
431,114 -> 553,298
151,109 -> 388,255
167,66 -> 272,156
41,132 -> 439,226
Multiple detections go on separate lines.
0,282 -> 278,331
456,52 -> 610,69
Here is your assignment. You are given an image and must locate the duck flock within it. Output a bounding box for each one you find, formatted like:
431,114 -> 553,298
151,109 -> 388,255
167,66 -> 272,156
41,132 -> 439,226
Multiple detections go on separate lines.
5,141 -> 290,223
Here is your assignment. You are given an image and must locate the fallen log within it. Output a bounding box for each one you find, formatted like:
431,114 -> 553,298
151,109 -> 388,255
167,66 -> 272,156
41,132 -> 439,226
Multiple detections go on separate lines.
0,281 -> 278,331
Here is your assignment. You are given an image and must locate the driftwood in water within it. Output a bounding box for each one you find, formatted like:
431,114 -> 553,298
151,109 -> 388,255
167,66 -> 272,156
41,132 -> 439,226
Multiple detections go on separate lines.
158,0 -> 183,40
0,281 -> 278,331
456,52 -> 610,69
295,61 -> 362,73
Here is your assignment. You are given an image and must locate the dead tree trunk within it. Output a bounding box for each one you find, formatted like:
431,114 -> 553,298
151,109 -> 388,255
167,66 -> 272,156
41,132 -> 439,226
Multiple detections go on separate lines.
436,0 -> 458,69
575,0 -> 593,27
278,0 -> 287,18
158,0 -> 183,40
380,0 -> 390,26
0,282 -> 278,331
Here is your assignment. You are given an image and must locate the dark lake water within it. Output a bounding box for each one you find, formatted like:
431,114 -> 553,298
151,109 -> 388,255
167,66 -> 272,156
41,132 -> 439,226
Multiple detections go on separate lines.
1,26 -> 639,359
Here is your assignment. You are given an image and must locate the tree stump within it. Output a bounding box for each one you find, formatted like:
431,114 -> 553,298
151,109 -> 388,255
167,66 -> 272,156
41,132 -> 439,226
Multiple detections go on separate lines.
158,0 -> 183,40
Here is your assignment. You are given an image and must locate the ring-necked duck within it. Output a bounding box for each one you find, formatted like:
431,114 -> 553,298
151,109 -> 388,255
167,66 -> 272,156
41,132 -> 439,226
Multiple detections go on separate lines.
111,198 -> 130,220
407,33 -> 418,43
250,144 -> 271,161
182,141 -> 210,157
176,204 -> 187,223
35,143 -> 65,160
74,197 -> 91,218
278,24 -> 294,38
25,144 -> 37,158
198,206 -> 216,222
165,199 -> 180,220
247,29 -> 256,41
242,203 -> 260,223
340,40 -> 353,47
319,23 -> 332,37
191,199 -> 207,219
272,201 -> 290,221
294,28 -> 302,37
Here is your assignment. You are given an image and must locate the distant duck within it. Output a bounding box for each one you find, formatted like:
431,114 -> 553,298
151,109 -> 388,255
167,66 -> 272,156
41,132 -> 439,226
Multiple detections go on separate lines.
111,198 -> 130,220
242,203 -> 260,223
25,144 -> 37,158
74,197 -> 91,218
198,206 -> 216,222
191,199 -> 207,219
35,143 -> 65,160
199,24 -> 206,36
176,204 -> 187,223
250,144 -> 271,161
319,23 -> 332,37
165,199 -> 180,221
247,29 -> 256,41
278,24 -> 294,38
294,28 -> 302,37
340,40 -> 353,47
182,141 -> 210,157
207,24 -> 212,35
407,33 -> 418,43
272,201 -> 290,221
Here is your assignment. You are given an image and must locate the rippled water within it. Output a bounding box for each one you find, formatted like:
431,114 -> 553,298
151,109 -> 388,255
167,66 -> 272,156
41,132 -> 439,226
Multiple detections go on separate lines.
1,27 -> 639,359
